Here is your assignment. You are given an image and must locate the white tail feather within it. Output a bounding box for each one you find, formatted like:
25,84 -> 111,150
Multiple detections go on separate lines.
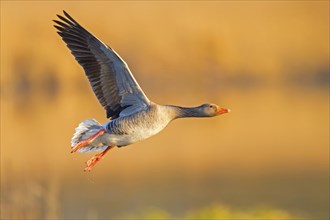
71,119 -> 107,153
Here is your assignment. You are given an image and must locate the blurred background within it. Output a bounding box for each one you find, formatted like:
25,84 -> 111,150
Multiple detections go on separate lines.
1,1 -> 329,219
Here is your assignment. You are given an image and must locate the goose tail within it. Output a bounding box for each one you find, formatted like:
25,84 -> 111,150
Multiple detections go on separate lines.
71,119 -> 107,153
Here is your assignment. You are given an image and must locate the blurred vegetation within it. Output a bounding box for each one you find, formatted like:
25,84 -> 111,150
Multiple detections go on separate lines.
1,1 -> 329,220
128,205 -> 295,220
2,177 -> 297,219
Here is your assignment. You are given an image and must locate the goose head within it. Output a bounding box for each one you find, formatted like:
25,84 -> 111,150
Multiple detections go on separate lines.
172,103 -> 230,118
199,103 -> 231,117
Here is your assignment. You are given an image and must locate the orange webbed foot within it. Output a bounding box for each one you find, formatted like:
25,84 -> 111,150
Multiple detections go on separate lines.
83,146 -> 115,172
84,154 -> 103,171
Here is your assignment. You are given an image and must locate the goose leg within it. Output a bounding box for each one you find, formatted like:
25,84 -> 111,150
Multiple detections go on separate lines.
71,129 -> 106,153
84,146 -> 115,172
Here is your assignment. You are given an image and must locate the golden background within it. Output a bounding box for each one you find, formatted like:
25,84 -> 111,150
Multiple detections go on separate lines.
1,1 -> 329,219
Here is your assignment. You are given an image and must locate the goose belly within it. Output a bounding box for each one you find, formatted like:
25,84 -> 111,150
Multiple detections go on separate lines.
130,120 -> 169,142
102,114 -> 172,147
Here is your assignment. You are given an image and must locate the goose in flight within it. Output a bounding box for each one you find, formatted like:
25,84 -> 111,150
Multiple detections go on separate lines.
53,11 -> 230,171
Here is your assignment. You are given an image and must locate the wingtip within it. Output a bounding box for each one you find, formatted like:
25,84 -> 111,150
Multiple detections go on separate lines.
52,20 -> 60,25
54,10 -> 67,17
56,14 -> 63,20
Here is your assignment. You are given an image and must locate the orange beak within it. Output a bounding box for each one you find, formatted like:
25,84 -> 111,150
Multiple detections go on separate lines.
216,107 -> 231,115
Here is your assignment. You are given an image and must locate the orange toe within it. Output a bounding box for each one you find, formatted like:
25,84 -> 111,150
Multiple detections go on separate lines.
84,154 -> 102,171
83,146 -> 115,172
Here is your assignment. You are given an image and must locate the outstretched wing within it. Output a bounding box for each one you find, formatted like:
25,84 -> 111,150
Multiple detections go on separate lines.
53,11 -> 150,119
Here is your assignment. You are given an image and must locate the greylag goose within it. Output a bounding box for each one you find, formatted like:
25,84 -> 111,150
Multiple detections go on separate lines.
53,11 -> 230,171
